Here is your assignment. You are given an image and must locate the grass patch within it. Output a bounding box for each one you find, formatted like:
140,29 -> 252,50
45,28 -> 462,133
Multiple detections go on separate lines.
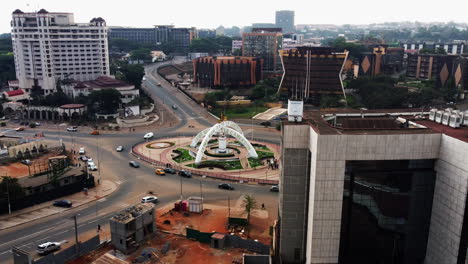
248,150 -> 275,168
145,141 -> 175,149
188,160 -> 243,170
172,148 -> 194,163
211,105 -> 268,119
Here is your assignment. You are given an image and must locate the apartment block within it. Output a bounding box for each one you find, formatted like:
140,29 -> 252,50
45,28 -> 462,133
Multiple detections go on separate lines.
11,9 -> 110,95
242,28 -> 282,72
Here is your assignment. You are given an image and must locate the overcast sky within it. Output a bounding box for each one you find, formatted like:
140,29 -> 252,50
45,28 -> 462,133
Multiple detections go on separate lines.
2,0 -> 468,33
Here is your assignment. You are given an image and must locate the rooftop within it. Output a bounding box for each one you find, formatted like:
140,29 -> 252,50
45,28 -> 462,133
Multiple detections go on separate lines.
110,203 -> 154,224
74,76 -> 132,89
292,109 -> 468,143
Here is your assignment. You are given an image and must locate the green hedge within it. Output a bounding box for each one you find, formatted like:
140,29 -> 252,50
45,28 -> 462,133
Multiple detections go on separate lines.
189,160 -> 243,170
172,148 -> 194,163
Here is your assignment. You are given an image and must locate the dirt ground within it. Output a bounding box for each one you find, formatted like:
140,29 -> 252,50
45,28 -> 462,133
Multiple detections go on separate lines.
0,149 -> 65,178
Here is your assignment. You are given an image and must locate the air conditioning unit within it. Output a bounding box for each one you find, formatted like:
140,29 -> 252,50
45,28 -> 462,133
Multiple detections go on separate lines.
449,114 -> 462,128
461,111 -> 468,126
435,110 -> 443,123
442,112 -> 451,126
429,108 -> 437,121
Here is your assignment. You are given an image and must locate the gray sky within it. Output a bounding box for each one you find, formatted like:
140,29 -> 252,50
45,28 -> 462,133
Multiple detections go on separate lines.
2,0 -> 468,33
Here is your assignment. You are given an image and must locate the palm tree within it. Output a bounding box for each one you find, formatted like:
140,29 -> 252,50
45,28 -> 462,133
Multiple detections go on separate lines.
242,194 -> 257,224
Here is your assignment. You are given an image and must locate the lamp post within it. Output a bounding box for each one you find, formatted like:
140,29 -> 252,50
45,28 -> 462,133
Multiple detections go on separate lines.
251,112 -> 256,141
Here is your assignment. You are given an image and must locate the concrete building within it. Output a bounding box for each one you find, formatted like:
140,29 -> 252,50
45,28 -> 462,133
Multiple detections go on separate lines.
275,10 -> 295,33
358,46 -> 404,77
278,47 -> 348,104
242,28 -> 283,72
406,53 -> 458,86
10,9 -> 110,95
198,29 -> 216,39
278,108 -> 468,264
232,40 -> 243,54
109,27 -> 157,44
193,56 -> 263,88
401,42 -> 466,55
110,203 -> 156,254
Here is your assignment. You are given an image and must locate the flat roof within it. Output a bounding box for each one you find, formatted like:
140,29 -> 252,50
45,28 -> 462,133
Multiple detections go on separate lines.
111,203 -> 154,224
288,109 -> 468,142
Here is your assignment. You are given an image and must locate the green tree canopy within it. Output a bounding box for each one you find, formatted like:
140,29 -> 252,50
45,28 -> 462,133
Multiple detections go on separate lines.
118,64 -> 145,88
242,194 -> 257,224
0,177 -> 24,201
130,48 -> 152,62
324,37 -> 369,58
87,89 -> 122,114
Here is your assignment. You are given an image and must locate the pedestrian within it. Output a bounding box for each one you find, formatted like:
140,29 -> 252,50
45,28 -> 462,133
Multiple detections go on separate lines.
97,224 -> 101,232
262,203 -> 265,209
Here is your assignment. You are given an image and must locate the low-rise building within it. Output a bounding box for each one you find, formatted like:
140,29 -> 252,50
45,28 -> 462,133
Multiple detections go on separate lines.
110,203 -> 156,254
63,76 -> 139,103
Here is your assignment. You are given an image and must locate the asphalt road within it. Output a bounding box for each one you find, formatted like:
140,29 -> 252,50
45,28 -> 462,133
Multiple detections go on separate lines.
0,60 -> 281,263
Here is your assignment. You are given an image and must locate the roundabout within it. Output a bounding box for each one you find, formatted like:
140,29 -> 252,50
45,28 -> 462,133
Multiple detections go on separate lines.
132,121 -> 280,184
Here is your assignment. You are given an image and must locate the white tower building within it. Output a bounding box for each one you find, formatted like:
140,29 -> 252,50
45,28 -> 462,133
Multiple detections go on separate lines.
10,9 -> 110,95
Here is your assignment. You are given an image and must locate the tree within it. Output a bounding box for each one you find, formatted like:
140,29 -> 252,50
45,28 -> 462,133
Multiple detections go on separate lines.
130,48 -> 151,62
118,64 -> 145,88
242,194 -> 257,224
324,37 -> 368,58
109,38 -> 138,52
87,89 -> 122,114
0,177 -> 24,201
250,77 -> 280,101
349,76 -> 408,109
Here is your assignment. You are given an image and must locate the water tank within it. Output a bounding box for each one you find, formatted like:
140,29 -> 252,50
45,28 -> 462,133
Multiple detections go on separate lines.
442,112 -> 450,126
449,114 -> 462,128
429,109 -> 437,121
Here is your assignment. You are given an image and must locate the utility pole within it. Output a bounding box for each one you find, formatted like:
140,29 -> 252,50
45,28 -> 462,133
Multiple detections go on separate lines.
228,196 -> 230,218
199,181 -> 203,199
96,135 -> 100,184
72,215 -> 79,255
179,175 -> 183,200
5,175 -> 11,215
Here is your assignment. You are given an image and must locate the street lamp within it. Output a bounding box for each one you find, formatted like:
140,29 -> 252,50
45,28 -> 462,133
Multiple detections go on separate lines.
251,112 -> 256,141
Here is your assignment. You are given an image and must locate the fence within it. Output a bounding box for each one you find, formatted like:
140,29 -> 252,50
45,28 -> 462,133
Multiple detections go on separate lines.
13,235 -> 102,264
186,228 -> 215,244
131,135 -> 279,185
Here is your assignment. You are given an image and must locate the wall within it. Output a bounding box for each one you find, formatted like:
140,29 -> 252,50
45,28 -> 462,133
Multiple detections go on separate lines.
425,135 -> 468,264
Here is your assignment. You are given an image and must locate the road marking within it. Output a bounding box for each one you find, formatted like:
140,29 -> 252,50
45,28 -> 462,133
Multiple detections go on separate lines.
116,181 -> 122,185
98,198 -> 107,202
0,250 -> 10,256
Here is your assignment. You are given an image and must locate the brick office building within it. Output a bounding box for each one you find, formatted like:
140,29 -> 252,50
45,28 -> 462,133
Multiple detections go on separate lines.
192,56 -> 263,88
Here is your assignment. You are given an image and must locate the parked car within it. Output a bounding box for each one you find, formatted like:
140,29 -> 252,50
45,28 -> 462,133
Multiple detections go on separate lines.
218,183 -> 234,190
88,162 -> 97,171
157,83 -> 162,86
164,168 -> 176,174
116,146 -> 124,152
155,168 -> 166,175
179,170 -> 192,178
129,161 -> 140,168
270,185 -> 279,192
90,130 -> 99,135
34,122 -> 41,126
79,155 -> 89,162
67,126 -> 78,132
15,127 -> 25,131
79,147 -> 85,155
86,158 -> 94,164
172,105 -> 178,110
36,242 -> 61,255
21,159 -> 32,165
143,132 -> 154,139
141,196 -> 158,203
53,200 -> 72,208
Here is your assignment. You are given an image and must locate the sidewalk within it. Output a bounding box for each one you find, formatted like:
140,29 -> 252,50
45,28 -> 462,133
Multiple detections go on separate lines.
0,179 -> 117,230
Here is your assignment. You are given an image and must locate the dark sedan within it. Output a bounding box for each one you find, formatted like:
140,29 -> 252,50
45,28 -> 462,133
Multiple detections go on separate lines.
129,161 -> 140,168
178,170 -> 192,178
53,200 -> 72,208
218,183 -> 234,190
164,168 -> 176,174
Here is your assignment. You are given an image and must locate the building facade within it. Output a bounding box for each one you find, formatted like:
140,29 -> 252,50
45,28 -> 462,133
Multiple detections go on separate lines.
11,9 -> 110,95
358,46 -> 404,77
242,28 -> 283,72
275,10 -> 295,33
198,29 -> 216,39
192,56 -> 263,88
109,27 -> 156,44
278,47 -> 348,104
278,109 -> 468,264
401,42 -> 465,55
406,53 -> 458,86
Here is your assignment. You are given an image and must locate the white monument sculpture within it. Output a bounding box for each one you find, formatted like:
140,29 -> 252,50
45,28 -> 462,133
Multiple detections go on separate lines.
190,121 -> 258,164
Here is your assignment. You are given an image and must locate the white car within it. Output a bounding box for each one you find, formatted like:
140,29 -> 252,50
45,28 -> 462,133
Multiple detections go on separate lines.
79,147 -> 85,155
116,146 -> 124,152
37,241 -> 61,255
67,126 -> 78,132
88,163 -> 98,171
87,158 -> 94,164
141,196 -> 158,203
143,132 -> 154,139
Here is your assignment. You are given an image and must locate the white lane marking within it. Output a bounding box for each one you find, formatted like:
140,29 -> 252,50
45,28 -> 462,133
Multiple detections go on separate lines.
0,226 -> 56,247
98,198 -> 107,202
0,250 -> 10,256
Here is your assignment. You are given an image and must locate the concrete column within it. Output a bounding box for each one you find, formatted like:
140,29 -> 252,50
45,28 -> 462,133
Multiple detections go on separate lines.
33,110 -> 36,120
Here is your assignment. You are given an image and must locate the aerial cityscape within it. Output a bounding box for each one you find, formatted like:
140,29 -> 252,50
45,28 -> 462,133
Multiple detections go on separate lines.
0,1 -> 468,264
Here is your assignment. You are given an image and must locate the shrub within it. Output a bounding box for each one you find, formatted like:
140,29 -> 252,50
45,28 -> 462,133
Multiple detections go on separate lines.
29,123 -> 36,128
0,122 -> 6,127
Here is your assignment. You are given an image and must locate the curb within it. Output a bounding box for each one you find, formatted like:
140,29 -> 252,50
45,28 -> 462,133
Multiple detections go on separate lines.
0,181 -> 120,231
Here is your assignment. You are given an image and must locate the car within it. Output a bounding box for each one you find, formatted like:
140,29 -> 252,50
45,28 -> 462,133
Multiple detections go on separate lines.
67,126 -> 78,132
88,163 -> 98,171
178,170 -> 192,178
270,185 -> 279,192
142,76 -> 146,81
157,82 -> 162,86
86,158 -> 94,163
79,155 -> 89,162
78,147 -> 85,155
90,130 -> 99,135
53,200 -> 72,208
34,122 -> 41,126
141,196 -> 158,204
21,159 -> 32,165
155,168 -> 166,175
15,127 -> 25,131
172,105 -> 178,110
143,132 -> 154,139
129,161 -> 140,168
218,183 -> 234,190
164,168 -> 176,174
116,146 -> 124,152
20,121 -> 28,126
36,242 -> 61,255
